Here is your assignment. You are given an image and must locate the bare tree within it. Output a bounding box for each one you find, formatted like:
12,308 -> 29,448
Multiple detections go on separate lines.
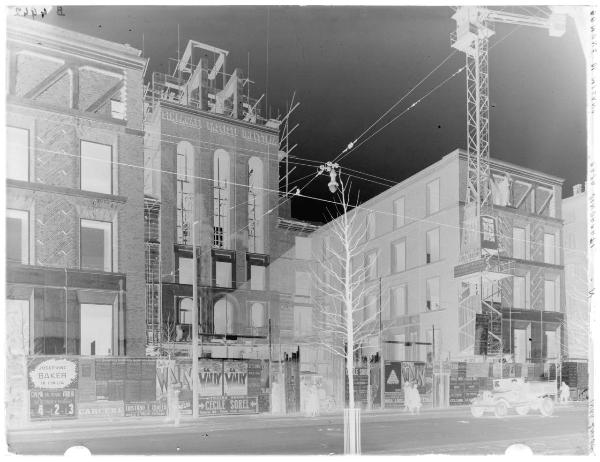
311,177 -> 382,410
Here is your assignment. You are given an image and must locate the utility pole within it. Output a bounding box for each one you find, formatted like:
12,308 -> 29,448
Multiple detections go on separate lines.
191,157 -> 199,418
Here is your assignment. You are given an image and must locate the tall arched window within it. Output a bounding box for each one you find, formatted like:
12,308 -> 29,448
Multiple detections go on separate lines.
248,157 -> 264,253
176,142 -> 194,245
213,149 -> 230,248
214,297 -> 234,335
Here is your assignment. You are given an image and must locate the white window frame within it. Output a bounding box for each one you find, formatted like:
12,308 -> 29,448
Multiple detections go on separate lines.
251,302 -> 265,329
544,278 -> 558,311
391,284 -> 407,318
392,239 -> 406,273
215,260 -> 233,288
7,126 -> 29,182
365,251 -> 378,281
293,305 -> 312,337
427,179 -> 440,215
295,271 -> 311,297
426,277 -> 440,311
250,265 -> 266,291
426,228 -> 440,263
80,303 -> 113,356
513,227 -> 526,260
80,219 -> 112,272
81,140 -> 113,194
6,209 -> 29,264
543,232 -> 557,265
394,197 -> 405,228
366,213 -> 376,240
178,256 -> 193,285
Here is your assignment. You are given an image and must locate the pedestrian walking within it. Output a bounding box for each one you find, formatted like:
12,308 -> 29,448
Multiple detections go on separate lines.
560,381 -> 570,403
412,382 -> 422,415
403,381 -> 411,412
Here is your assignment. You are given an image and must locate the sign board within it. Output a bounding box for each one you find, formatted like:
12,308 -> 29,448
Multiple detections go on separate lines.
30,389 -> 76,420
345,367 -> 369,405
28,357 -> 78,389
198,396 -> 258,415
124,401 -> 167,417
79,401 -> 125,418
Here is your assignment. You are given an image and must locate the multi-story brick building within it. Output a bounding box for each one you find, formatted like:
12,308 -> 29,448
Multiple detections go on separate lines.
563,184 -> 588,360
310,149 -> 566,371
142,40 -> 316,368
6,16 -> 148,358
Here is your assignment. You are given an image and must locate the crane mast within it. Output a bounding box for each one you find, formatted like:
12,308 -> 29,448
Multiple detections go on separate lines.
451,6 -> 566,358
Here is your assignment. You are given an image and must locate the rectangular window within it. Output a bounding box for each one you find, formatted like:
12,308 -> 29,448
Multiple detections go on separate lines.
80,219 -> 112,272
513,275 -> 527,309
544,279 -> 556,311
178,256 -> 193,285
293,306 -> 312,337
295,236 -> 312,260
365,295 -> 377,322
366,213 -> 375,240
392,240 -> 406,273
81,140 -> 112,194
295,271 -> 311,297
7,209 -> 29,264
513,227 -> 526,259
366,251 -> 378,280
514,328 -> 527,362
426,228 -> 440,263
80,304 -> 113,355
427,179 -> 440,215
544,233 -> 556,264
391,285 -> 407,318
110,100 -> 126,120
250,265 -> 266,291
545,330 -> 558,359
426,277 -> 440,311
394,197 -> 405,228
7,126 -> 29,181
215,261 -> 232,288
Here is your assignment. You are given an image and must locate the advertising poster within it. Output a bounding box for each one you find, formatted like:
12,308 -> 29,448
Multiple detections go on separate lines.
199,359 -> 224,397
247,360 -> 262,397
78,358 -> 96,402
384,361 -> 404,408
79,401 -> 125,418
28,357 -> 78,390
345,367 -> 368,405
30,389 -> 76,420
198,396 -> 258,415
124,401 -> 167,417
223,360 -> 247,396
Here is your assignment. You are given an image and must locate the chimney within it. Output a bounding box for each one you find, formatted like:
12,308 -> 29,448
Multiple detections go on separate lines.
573,184 -> 583,195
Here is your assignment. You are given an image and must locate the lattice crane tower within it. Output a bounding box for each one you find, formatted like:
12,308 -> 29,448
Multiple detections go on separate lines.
451,7 -> 567,358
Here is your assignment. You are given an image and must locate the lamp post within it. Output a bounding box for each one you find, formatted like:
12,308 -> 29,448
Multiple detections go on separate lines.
317,161 -> 340,194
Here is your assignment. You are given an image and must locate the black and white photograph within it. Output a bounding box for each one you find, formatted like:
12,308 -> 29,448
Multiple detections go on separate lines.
2,2 -> 597,457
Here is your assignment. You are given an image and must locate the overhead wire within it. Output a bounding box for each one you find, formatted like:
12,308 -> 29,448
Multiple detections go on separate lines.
8,141 -> 586,258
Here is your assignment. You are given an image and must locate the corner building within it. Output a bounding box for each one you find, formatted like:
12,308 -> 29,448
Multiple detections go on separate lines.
6,16 -> 148,358
311,149 -> 566,368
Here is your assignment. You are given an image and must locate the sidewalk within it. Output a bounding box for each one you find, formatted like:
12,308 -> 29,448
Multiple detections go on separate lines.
7,401 -> 588,438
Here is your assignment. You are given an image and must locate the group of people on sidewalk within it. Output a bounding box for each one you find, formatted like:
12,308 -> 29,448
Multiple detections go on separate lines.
403,381 -> 422,415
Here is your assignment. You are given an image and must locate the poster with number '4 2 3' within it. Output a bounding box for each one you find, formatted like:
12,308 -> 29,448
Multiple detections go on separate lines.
30,389 -> 77,420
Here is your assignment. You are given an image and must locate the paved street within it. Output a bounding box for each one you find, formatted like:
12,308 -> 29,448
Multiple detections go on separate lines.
7,404 -> 590,455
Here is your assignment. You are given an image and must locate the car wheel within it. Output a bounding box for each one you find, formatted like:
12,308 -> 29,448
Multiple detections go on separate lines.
540,397 -> 555,417
471,406 -> 485,418
515,405 -> 530,416
494,400 -> 508,418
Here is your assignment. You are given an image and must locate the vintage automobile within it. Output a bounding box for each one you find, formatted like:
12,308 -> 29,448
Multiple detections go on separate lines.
470,377 -> 556,418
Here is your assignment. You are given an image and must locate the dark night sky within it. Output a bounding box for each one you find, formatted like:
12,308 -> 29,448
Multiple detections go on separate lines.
43,5 -> 586,223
